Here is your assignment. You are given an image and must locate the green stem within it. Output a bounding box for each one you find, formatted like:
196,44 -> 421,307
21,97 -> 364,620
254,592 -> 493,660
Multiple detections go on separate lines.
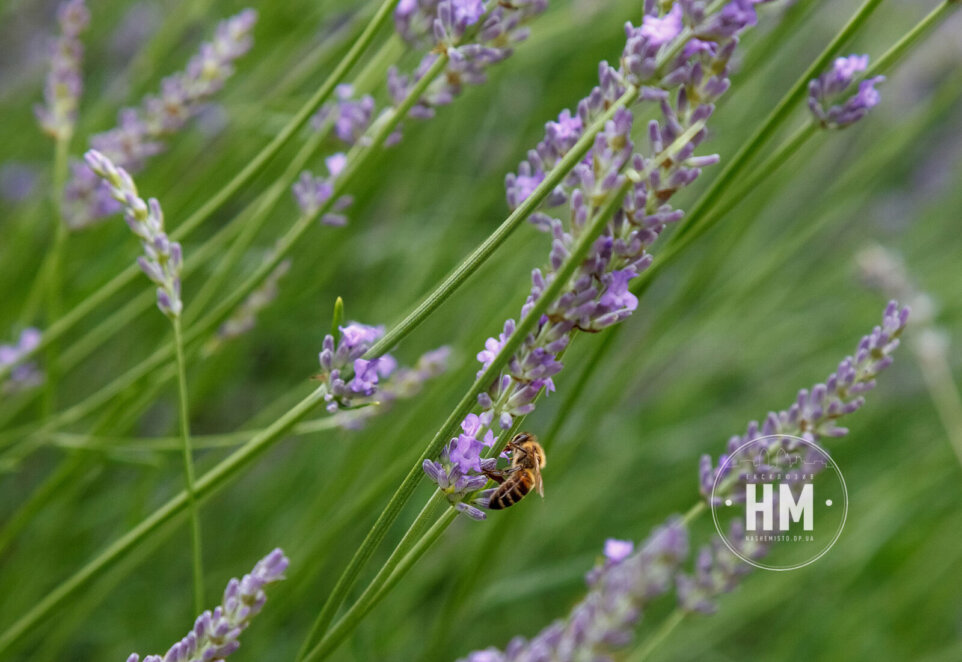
628,609 -> 686,662
0,454 -> 86,557
865,0 -> 959,78
173,317 -> 205,613
658,120 -> 819,315
683,500 -> 706,525
300,120 -> 704,652
2,20 -> 406,424
303,507 -> 458,662
544,327 -> 621,451
0,0 -> 402,384
661,0 -> 961,302
296,491 -> 446,659
47,413 -> 349,453
302,143 -> 641,648
0,384 -> 328,656
41,134 -> 71,415
188,32 -> 405,318
624,501 -> 705,662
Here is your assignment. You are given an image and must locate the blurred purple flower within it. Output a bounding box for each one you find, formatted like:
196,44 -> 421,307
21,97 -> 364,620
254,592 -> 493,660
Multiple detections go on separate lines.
125,549 -> 288,662
808,54 -> 885,128
35,0 -> 89,140
65,9 -> 258,229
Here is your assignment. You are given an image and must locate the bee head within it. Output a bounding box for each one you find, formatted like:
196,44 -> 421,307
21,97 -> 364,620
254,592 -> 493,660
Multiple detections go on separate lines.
510,433 -> 546,469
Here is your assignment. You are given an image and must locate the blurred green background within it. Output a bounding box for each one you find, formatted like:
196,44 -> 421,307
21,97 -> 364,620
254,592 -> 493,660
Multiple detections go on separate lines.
1,0 -> 961,660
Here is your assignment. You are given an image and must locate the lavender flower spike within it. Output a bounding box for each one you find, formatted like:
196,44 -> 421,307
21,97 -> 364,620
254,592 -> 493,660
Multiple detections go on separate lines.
125,548 -> 288,662
699,301 -> 909,505
428,0 -> 763,519
35,0 -> 90,140
317,318 -> 450,421
65,9 -> 258,228
463,304 -> 909,658
686,302 -> 909,614
808,54 -> 885,129
459,518 -> 689,661
84,150 -> 184,318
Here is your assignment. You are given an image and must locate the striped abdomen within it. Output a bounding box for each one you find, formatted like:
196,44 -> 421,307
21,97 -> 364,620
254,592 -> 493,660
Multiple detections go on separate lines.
487,470 -> 534,510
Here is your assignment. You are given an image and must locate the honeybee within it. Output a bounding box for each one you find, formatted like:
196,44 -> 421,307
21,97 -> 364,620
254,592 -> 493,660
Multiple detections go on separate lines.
482,432 -> 546,510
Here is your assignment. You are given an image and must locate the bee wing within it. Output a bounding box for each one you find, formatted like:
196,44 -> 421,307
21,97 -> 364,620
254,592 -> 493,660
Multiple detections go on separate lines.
535,471 -> 544,497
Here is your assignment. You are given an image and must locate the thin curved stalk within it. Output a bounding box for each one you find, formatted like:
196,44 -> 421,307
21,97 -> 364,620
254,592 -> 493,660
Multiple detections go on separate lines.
304,507 -> 459,662
172,318 -> 204,613
48,414 -> 350,453
41,134 -> 71,415
296,491 -> 447,659
299,149 -> 644,647
629,609 -> 686,662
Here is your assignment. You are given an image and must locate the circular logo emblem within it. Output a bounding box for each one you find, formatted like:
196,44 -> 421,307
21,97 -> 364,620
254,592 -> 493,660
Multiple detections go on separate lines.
710,434 -> 848,571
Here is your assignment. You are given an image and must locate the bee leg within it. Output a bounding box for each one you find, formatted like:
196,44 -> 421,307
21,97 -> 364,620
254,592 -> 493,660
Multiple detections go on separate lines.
481,468 -> 507,484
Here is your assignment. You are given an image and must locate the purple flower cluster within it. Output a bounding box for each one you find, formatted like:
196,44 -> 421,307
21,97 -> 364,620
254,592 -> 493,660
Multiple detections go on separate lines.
428,0 -> 766,519
675,519 -> 766,614
343,346 -> 451,429
393,0 -> 441,46
64,9 -> 258,229
459,518 -> 689,662
313,84 -> 377,146
388,0 -> 548,125
857,246 -> 945,363
318,321 -> 449,417
461,303 -> 909,657
0,328 -> 43,395
35,0 -> 89,140
293,1 -> 548,219
292,154 -> 353,225
84,150 -> 183,318
125,548 -> 288,662
699,301 -> 909,505
808,54 -> 885,129
213,260 -> 292,346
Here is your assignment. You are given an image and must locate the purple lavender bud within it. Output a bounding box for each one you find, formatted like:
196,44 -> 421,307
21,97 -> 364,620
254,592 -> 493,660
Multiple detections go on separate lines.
317,319 -> 447,425
313,85 -> 377,145
84,150 -> 183,319
213,260 -> 291,346
604,538 -> 635,562
35,0 -> 90,140
0,162 -> 40,203
0,328 -> 44,395
125,549 -> 288,662
808,54 -> 885,129
65,10 -> 258,228
391,0 -> 548,129
640,3 -> 683,46
291,157 -> 353,222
